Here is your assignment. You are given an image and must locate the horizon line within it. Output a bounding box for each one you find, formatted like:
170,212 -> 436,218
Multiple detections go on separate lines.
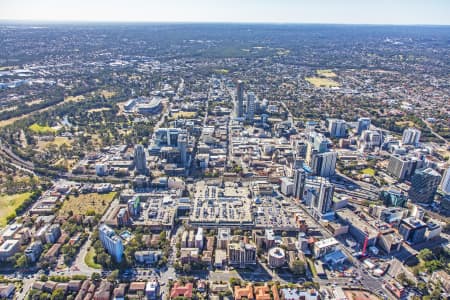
1,19 -> 449,27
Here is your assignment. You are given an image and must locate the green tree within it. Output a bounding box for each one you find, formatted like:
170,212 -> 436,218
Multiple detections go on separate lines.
91,272 -> 101,282
290,259 -> 306,275
107,270 -> 119,282
15,255 -> 28,268
418,249 -> 433,261
51,288 -> 65,300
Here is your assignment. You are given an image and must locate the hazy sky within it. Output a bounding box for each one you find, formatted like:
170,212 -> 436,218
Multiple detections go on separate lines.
0,0 -> 449,25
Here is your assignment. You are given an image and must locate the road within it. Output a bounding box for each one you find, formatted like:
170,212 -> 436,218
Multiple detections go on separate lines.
296,203 -> 394,299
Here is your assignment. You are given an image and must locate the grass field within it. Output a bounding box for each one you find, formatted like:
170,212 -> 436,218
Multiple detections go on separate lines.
305,77 -> 340,88
58,192 -> 116,216
29,123 -> 57,134
214,69 -> 229,74
87,107 -> 112,113
170,111 -> 197,119
64,95 -> 85,102
85,247 -> 101,269
100,90 -> 116,99
316,69 -> 337,77
0,192 -> 32,227
395,121 -> 415,127
361,168 -> 376,176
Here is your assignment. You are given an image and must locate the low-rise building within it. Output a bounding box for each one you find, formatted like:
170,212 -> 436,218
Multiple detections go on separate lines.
25,241 -> 43,263
0,239 -> 20,261
313,237 -> 339,258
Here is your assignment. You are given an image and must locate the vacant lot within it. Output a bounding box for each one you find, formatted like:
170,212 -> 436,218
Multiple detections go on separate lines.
305,77 -> 340,88
29,123 -> 57,134
37,136 -> 73,151
0,192 -> 32,227
58,192 -> 116,216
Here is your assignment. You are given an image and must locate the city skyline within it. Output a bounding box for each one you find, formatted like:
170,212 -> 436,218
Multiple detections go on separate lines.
1,0 -> 450,25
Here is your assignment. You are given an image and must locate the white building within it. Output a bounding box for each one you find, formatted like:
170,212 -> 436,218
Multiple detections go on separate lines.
99,224 -> 124,263
246,91 -> 255,121
280,177 -> 294,196
402,128 -> 421,146
440,166 -> 450,194
313,237 -> 339,258
195,227 -> 204,249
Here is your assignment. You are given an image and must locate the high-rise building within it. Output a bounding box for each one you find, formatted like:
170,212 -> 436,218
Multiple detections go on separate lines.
311,179 -> 334,218
387,154 -> 423,181
402,128 -> 421,146
246,91 -> 255,121
127,196 -> 141,217
359,130 -> 382,151
409,168 -> 442,203
154,128 -> 182,147
328,119 -> 347,138
310,151 -> 337,177
440,167 -> 450,194
178,133 -> 188,168
357,117 -> 371,135
280,177 -> 294,196
228,241 -> 256,268
99,224 -> 124,263
235,80 -> 244,118
134,144 -> 147,175
293,168 -> 307,199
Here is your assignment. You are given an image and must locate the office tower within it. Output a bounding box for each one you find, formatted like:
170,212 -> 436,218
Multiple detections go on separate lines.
357,117 -> 371,135
402,128 -> 421,146
311,151 -> 337,177
246,91 -> 255,121
311,179 -> 334,218
154,128 -> 184,147
440,167 -> 450,194
134,144 -> 147,175
99,224 -> 124,263
328,119 -> 347,138
293,168 -> 307,199
178,133 -> 188,167
398,217 -> 426,244
235,80 -> 244,118
409,168 -> 442,203
387,154 -> 423,181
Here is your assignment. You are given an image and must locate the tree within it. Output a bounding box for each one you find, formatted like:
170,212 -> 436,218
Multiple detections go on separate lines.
290,259 -> 306,275
51,288 -> 65,300
107,270 -> 119,282
91,272 -> 101,282
182,264 -> 191,273
418,249 -> 433,261
15,255 -> 28,268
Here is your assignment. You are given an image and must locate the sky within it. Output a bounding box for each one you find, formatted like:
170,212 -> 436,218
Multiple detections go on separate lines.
0,0 -> 449,25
